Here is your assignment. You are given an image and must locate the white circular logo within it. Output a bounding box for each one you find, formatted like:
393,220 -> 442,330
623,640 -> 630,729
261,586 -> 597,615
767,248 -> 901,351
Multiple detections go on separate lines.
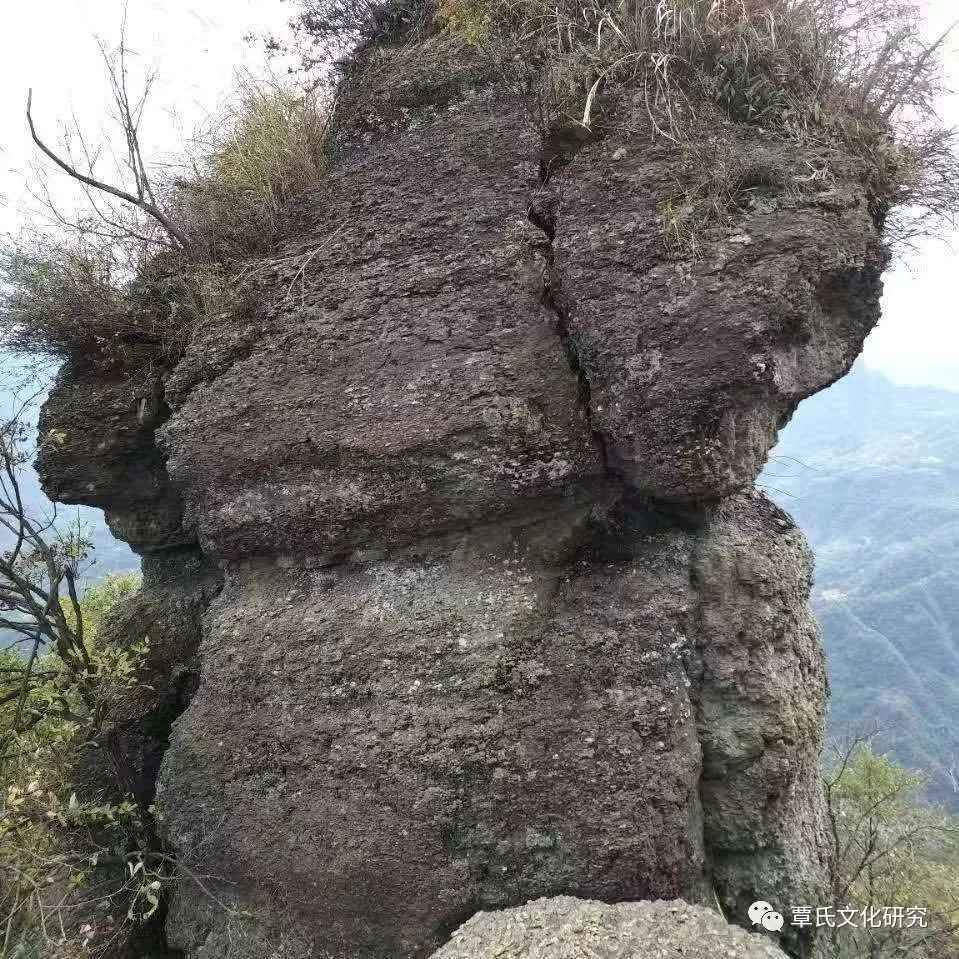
748,901 -> 774,926
761,911 -> 785,932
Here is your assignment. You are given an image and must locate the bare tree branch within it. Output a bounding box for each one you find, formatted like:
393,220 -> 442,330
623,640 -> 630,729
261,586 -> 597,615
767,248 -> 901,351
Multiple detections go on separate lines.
25,89 -> 193,255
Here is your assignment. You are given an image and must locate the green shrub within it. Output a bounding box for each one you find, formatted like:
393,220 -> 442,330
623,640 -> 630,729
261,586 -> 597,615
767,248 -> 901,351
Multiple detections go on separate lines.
825,742 -> 959,958
0,571 -> 172,958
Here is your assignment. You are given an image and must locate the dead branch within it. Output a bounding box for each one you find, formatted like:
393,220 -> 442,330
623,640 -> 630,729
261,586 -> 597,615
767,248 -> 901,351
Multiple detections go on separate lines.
26,89 -> 193,255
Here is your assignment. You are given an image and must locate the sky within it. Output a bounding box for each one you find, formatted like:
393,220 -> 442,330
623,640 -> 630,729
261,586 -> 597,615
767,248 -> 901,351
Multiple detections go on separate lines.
1,0 -> 958,390
0,0 -> 292,232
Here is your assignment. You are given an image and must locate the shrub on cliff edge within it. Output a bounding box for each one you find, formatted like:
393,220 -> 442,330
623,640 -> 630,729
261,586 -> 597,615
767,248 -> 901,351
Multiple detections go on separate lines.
0,239 -> 232,369
1,71 -> 328,370
293,0 -> 959,249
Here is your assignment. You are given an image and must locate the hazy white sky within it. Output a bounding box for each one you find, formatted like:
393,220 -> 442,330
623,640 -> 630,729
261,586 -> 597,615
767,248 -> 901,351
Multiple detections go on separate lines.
1,0 -> 958,390
0,0 -> 291,230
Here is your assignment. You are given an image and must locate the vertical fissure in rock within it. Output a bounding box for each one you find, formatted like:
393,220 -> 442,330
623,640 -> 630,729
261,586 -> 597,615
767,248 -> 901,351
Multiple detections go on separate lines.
526,185 -> 614,477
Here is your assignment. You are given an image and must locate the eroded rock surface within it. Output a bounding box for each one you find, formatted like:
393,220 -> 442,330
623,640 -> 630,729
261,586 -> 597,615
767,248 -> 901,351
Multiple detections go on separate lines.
37,361 -> 187,552
157,492 -> 827,959
550,127 -> 884,503
89,547 -> 222,804
430,896 -> 789,959
160,97 -> 607,562
37,47 -> 887,959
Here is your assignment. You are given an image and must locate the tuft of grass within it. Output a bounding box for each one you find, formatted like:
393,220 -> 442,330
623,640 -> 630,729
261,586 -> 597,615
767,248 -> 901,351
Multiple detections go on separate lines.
431,0 -> 951,132
428,0 -> 959,246
658,132 -> 804,252
294,0 -> 959,247
176,79 -> 329,258
2,79 -> 323,369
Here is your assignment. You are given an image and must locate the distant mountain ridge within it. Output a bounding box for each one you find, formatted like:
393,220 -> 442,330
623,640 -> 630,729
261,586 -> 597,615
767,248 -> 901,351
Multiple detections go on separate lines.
765,364 -> 959,807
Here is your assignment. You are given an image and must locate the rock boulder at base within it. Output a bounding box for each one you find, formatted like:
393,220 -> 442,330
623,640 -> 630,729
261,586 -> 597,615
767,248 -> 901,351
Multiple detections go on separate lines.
430,897 -> 788,959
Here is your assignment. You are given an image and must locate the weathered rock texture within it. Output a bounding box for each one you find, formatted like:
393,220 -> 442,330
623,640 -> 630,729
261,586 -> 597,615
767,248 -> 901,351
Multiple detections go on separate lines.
37,44 -> 887,959
38,362 -> 187,550
36,368 -> 223,957
430,896 -> 789,959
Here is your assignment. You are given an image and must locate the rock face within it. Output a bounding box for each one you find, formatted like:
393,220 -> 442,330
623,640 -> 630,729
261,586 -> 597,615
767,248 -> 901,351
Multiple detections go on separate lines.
36,361 -> 223,809
36,367 -> 223,958
36,46 -> 887,959
430,896 -> 789,959
551,132 -> 882,503
38,362 -> 188,551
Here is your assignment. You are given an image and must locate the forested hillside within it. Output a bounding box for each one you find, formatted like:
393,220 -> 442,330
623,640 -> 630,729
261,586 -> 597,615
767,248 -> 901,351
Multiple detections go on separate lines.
766,365 -> 959,808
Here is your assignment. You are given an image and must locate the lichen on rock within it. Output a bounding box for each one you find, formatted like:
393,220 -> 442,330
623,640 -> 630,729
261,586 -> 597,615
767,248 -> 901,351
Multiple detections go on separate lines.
430,896 -> 790,959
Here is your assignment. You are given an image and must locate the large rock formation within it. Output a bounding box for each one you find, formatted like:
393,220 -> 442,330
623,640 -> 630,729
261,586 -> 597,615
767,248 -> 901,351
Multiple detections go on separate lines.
36,41 -> 886,959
